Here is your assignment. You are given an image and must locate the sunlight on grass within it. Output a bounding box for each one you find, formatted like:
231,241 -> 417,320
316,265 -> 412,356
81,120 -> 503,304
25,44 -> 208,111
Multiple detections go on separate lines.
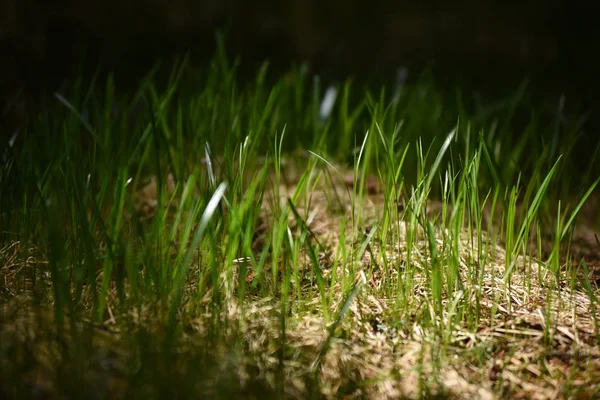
1,41 -> 600,399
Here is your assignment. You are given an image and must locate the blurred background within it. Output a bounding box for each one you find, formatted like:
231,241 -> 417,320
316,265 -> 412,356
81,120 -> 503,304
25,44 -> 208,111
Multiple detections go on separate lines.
1,0 -> 597,135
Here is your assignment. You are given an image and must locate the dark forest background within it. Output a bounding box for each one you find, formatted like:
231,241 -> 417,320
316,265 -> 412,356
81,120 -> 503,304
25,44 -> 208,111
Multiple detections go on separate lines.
1,0 -> 598,141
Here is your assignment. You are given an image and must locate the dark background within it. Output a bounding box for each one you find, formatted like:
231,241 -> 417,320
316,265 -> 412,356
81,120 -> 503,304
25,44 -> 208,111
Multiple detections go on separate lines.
1,0 -> 598,134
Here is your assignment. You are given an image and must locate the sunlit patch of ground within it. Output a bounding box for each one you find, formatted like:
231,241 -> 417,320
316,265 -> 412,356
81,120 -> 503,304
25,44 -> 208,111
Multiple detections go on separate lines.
2,163 -> 599,399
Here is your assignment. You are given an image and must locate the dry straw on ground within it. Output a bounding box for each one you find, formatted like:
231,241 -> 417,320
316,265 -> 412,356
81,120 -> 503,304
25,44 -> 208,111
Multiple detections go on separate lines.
1,163 -> 599,399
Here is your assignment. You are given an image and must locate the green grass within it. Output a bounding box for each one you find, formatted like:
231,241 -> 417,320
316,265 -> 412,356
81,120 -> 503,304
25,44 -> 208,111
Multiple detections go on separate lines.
1,43 -> 600,399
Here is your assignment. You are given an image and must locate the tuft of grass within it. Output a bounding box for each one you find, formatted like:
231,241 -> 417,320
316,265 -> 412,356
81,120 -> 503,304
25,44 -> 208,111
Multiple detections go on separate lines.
1,41 -> 600,399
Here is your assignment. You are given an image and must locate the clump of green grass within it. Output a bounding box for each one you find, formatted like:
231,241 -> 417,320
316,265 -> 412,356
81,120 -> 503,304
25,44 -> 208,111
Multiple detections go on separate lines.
1,40 -> 600,399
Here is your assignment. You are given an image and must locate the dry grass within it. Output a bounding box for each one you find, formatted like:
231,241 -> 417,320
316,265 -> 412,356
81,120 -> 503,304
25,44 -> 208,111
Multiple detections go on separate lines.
2,163 -> 600,399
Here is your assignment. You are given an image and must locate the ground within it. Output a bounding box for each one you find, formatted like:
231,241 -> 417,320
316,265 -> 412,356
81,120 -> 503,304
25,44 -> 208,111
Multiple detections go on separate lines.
2,157 -> 599,399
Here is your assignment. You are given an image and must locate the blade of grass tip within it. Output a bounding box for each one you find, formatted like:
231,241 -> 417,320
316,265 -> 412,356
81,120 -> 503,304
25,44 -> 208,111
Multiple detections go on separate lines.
145,95 -> 165,210
560,176 -> 600,240
307,150 -> 353,201
54,93 -> 103,148
504,156 -> 562,282
157,120 -> 180,185
394,143 -> 410,186
352,128 -> 371,229
167,182 -> 227,340
204,142 -> 216,189
169,175 -> 197,244
420,126 -> 456,205
480,131 -> 507,202
273,127 -> 286,189
153,57 -> 187,115
356,129 -> 370,180
82,67 -> 101,107
375,122 -> 388,153
307,150 -> 341,175
319,85 -> 338,122
515,155 -> 562,246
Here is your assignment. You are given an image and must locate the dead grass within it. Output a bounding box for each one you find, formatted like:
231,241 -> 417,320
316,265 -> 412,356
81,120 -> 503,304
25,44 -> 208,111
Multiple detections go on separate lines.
2,164 -> 600,399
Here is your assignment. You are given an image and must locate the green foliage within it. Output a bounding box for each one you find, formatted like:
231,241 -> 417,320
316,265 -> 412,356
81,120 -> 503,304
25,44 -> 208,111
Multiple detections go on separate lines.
1,42 -> 599,398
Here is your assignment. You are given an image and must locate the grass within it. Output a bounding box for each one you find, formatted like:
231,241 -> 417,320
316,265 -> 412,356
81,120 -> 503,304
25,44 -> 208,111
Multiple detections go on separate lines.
1,43 -> 600,399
